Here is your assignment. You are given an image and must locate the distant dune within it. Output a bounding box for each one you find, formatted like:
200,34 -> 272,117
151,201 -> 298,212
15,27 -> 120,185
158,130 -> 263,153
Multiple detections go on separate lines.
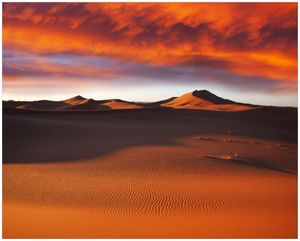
64,95 -> 88,105
9,95 -> 145,111
4,90 -> 258,112
162,90 -> 255,111
102,99 -> 143,109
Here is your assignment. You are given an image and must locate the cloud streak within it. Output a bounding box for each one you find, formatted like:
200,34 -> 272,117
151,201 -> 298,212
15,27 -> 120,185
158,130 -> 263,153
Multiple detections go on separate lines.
2,2 -> 298,99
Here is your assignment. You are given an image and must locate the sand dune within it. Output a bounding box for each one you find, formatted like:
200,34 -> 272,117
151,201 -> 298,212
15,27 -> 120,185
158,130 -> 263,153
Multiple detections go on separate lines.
101,99 -> 144,109
64,96 -> 143,110
63,98 -> 109,111
162,90 -> 255,111
4,90 -> 258,112
3,144 -> 297,238
16,100 -> 69,111
8,95 -> 144,111
3,106 -> 297,238
63,95 -> 87,105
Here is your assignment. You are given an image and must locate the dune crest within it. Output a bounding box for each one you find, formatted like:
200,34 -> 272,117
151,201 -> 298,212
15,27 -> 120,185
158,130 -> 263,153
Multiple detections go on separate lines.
64,95 -> 88,105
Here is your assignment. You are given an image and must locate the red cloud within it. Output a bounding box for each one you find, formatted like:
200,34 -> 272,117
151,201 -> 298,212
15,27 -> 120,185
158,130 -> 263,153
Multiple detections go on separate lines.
3,2 -> 298,85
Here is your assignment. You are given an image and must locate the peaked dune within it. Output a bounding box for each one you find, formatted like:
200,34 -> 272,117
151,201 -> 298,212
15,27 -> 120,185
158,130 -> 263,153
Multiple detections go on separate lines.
162,90 -> 255,111
63,95 -> 87,105
63,99 -> 109,111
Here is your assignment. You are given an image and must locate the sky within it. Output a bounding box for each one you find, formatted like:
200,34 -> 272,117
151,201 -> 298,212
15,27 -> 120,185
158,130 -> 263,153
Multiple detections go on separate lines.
2,2 -> 298,106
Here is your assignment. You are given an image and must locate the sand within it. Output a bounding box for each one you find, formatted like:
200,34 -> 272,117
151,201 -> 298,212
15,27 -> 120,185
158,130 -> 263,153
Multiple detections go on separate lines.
3,90 -> 297,238
102,100 -> 143,109
162,90 -> 255,111
12,95 -> 144,111
5,90 -> 257,112
3,105 -> 297,238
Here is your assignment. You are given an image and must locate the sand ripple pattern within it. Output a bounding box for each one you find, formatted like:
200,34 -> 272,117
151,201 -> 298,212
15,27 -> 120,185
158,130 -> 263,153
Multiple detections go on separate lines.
71,180 -> 245,222
4,166 -> 246,222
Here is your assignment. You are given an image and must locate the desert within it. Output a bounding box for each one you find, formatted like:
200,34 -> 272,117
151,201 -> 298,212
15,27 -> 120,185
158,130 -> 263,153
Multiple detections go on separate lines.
3,2 -> 298,238
3,90 -> 297,238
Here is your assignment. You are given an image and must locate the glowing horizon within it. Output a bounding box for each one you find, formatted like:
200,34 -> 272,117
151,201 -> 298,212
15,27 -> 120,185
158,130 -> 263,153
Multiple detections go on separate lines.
3,2 -> 298,106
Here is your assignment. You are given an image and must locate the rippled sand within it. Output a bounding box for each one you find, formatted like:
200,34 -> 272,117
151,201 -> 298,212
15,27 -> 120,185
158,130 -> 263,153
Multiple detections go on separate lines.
3,108 -> 297,238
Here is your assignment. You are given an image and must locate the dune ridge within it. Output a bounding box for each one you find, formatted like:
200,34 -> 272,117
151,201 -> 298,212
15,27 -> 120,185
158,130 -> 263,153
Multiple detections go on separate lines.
4,90 -> 259,112
10,96 -> 145,111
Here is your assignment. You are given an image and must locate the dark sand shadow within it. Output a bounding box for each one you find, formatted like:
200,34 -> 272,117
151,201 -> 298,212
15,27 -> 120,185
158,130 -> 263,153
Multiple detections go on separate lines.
3,107 -> 297,173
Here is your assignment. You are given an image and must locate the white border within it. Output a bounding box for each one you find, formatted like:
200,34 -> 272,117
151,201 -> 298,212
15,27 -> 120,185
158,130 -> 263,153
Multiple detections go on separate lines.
1,1 -> 298,241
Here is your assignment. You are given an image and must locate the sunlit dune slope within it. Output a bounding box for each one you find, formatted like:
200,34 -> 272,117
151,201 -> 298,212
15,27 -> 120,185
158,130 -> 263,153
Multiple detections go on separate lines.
162,90 -> 255,111
102,99 -> 143,109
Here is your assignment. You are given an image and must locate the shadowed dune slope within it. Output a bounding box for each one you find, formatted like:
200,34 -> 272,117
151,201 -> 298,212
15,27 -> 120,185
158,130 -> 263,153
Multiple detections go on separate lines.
16,100 -> 69,111
3,107 -> 297,173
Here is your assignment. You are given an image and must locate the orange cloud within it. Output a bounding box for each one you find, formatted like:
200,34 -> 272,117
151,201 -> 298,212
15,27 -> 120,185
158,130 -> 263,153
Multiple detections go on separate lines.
3,2 -> 298,85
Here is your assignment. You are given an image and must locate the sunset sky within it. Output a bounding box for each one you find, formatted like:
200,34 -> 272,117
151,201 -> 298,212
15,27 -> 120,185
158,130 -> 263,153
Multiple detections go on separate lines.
3,2 -> 298,106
